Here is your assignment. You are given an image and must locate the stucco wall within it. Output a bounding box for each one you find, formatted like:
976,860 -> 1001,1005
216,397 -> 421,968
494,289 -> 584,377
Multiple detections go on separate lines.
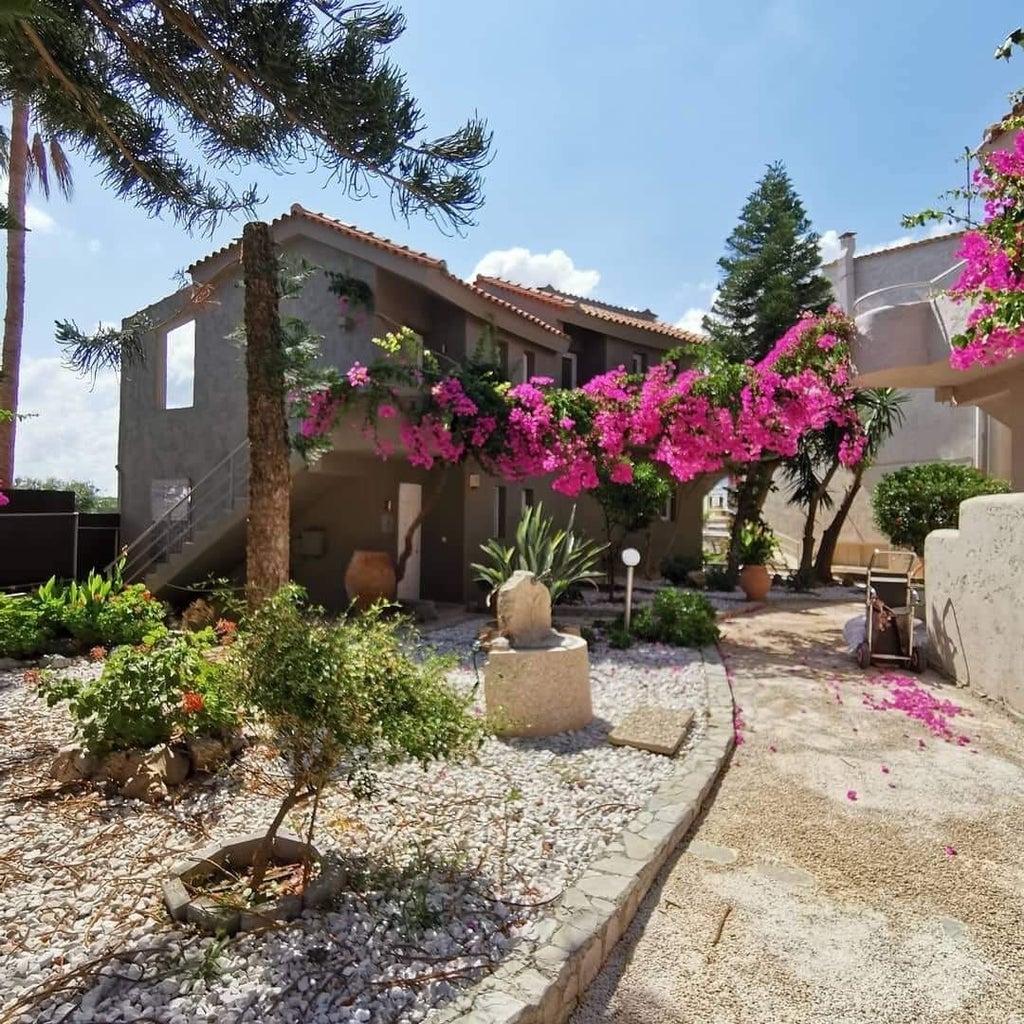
925,493 -> 1024,717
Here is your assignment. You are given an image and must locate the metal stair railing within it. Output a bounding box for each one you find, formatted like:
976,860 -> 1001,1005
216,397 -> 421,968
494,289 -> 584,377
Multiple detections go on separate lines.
115,441 -> 250,583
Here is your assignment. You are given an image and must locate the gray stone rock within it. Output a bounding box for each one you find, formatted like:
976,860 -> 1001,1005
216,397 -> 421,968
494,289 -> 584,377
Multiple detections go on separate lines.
609,706 -> 694,756
496,571 -> 553,647
145,745 -> 191,787
49,744 -> 99,783
186,735 -> 228,773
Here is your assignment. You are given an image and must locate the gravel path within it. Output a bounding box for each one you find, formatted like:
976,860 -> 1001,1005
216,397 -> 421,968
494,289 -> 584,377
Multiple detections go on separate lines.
573,601 -> 1024,1024
0,623 -> 708,1024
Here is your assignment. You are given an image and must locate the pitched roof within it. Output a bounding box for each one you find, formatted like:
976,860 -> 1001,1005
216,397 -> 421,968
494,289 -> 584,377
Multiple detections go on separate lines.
474,275 -> 704,344
186,205 -> 567,342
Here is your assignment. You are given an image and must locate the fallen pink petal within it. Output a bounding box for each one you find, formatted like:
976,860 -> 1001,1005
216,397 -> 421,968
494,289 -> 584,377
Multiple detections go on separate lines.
846,790 -> 858,801
944,846 -> 957,857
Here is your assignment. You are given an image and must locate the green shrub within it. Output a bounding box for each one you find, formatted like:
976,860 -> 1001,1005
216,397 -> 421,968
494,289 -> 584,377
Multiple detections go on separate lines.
231,586 -> 485,895
606,625 -> 633,649
41,631 -> 236,753
704,566 -> 734,592
660,553 -> 702,585
0,595 -> 47,659
872,463 -> 1011,556
632,589 -> 720,647
59,582 -> 167,647
472,501 -> 606,604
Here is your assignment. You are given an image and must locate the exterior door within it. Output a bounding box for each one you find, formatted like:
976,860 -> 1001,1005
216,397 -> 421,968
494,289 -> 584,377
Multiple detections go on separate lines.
396,482 -> 422,601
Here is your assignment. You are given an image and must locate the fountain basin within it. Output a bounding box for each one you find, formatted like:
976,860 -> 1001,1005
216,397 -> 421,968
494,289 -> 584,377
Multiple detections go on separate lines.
483,632 -> 592,737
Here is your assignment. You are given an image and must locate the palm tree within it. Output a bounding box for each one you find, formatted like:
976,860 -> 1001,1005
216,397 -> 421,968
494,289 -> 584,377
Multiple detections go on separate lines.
0,97 -> 73,487
812,388 -> 908,583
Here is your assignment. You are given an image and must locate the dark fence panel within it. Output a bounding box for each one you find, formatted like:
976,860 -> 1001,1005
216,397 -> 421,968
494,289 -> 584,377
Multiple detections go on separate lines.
0,490 -> 120,590
77,513 -> 121,580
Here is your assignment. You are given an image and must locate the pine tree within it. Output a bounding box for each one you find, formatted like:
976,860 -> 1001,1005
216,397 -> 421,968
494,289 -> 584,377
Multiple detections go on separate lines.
705,161 -> 833,363
704,162 -> 833,581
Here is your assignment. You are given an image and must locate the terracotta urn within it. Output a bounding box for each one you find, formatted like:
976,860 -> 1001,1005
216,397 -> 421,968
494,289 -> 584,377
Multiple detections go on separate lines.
738,564 -> 772,602
344,550 -> 397,611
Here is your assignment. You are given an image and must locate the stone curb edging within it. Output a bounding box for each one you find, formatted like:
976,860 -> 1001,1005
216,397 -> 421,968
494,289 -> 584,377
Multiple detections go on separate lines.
431,647 -> 735,1024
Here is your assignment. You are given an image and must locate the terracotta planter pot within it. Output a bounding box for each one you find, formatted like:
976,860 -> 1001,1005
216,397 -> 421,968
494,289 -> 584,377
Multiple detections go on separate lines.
738,564 -> 772,601
344,550 -> 397,611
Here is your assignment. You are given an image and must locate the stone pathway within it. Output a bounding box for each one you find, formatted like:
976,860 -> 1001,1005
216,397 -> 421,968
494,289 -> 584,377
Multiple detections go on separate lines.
573,601 -> 1024,1024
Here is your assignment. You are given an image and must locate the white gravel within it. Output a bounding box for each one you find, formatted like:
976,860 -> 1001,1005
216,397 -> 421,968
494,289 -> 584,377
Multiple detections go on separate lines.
0,622 -> 708,1024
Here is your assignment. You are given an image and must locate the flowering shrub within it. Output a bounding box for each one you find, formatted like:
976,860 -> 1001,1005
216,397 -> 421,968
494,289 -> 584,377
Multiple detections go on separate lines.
58,581 -> 167,648
290,310 -> 865,496
947,130 -> 1024,368
40,631 -> 237,753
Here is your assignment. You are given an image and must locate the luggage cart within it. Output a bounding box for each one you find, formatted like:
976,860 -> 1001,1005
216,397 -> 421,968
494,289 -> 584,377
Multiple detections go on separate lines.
855,550 -> 924,672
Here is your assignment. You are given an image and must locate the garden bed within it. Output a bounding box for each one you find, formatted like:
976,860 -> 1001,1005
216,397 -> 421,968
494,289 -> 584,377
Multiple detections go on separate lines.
0,619 -> 709,1024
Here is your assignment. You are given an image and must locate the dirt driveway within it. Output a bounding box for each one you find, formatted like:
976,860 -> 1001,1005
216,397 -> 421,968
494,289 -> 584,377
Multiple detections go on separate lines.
574,601 -> 1024,1024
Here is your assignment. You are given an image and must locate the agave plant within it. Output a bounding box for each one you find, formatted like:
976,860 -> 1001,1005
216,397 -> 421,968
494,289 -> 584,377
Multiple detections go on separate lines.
472,502 -> 607,605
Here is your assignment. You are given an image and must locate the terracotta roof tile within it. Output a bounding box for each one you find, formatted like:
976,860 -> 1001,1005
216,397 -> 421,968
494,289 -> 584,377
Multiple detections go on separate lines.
186,206 -> 566,341
475,276 -> 703,344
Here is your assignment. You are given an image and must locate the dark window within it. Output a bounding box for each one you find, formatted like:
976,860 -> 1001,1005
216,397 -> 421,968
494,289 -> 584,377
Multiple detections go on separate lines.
494,485 -> 507,537
561,353 -> 578,388
631,352 -> 649,374
522,488 -> 535,512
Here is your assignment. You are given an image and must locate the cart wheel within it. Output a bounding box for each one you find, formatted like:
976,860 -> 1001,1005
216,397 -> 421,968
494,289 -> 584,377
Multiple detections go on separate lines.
909,647 -> 923,674
855,642 -> 871,670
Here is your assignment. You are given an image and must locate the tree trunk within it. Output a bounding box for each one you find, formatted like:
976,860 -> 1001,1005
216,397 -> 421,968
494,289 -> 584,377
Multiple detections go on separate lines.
0,100 -> 29,489
726,461 -> 775,582
243,221 -> 290,610
814,465 -> 865,583
794,462 -> 839,589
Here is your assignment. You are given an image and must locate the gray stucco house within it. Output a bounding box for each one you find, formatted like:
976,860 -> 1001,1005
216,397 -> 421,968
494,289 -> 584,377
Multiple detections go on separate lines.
116,205 -> 705,608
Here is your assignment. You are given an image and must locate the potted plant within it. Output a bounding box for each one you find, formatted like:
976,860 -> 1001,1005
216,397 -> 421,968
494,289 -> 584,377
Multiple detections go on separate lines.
736,521 -> 778,601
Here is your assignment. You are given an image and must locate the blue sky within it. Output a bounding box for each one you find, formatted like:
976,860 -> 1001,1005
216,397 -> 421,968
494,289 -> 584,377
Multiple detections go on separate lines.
9,0 -> 1023,492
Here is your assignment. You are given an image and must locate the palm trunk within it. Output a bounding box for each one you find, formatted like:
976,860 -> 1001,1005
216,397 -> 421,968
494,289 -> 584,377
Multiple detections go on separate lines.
0,100 -> 29,488
794,461 -> 839,589
813,465 -> 865,583
243,221 -> 290,610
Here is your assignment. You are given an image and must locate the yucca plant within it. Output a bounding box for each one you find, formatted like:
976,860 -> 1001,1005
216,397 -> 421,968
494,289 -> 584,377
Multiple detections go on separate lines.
471,502 -> 607,605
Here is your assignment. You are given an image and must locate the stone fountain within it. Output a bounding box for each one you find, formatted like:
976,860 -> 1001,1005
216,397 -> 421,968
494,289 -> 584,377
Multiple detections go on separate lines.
483,571 -> 592,737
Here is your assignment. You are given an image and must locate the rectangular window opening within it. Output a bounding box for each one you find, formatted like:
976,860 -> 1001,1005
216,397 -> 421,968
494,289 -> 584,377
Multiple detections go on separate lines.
163,320 -> 196,409
494,484 -> 508,538
561,352 -> 578,389
631,351 -> 649,375
659,492 -> 678,522
521,487 -> 535,512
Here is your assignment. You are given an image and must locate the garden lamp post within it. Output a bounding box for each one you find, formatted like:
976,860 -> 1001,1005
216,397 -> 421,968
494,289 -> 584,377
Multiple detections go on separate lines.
622,547 -> 641,631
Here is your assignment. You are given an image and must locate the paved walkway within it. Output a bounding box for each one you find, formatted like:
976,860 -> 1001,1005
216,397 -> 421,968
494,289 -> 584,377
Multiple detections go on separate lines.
573,601 -> 1024,1024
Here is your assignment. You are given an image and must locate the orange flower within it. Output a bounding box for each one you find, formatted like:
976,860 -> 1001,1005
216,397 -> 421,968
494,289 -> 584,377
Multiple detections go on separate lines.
181,691 -> 205,715
23,669 -> 41,685
142,590 -> 153,602
88,646 -> 107,662
215,619 -> 237,645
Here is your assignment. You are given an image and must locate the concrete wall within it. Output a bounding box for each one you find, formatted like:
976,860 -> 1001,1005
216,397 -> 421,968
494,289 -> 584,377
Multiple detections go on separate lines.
926,493 -> 1024,717
289,453 -> 464,611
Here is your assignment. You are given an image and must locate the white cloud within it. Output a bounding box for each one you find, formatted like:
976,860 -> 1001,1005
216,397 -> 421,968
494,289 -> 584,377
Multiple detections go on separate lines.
675,290 -> 720,335
25,205 -> 57,233
472,247 -> 600,296
0,175 -> 59,234
675,307 -> 708,334
818,229 -> 845,265
14,356 -> 119,494
87,238 -> 102,254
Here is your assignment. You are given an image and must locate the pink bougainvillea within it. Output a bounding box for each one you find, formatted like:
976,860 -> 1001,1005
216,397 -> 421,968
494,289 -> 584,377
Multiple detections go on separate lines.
946,129 -> 1024,369
290,309 -> 867,497
861,673 -> 967,742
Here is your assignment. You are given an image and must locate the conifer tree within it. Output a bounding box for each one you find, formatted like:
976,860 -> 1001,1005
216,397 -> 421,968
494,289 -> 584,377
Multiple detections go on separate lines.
703,162 -> 833,581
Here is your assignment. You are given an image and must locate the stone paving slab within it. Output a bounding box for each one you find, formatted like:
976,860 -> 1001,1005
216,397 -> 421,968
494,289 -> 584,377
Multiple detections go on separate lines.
608,706 -> 694,756
429,648 -> 734,1024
